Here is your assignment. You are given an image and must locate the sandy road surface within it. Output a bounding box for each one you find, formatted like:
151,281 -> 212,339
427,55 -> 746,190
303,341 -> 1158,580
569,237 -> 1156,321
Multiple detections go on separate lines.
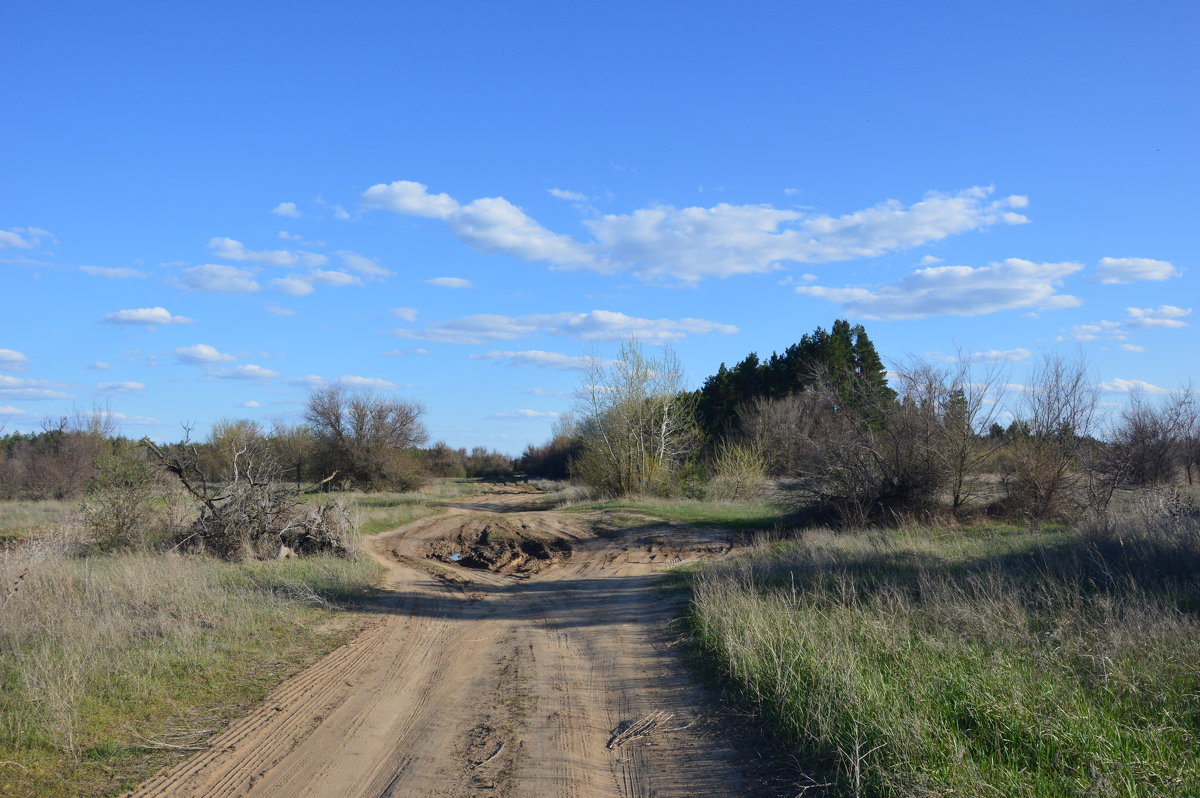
131,490 -> 757,798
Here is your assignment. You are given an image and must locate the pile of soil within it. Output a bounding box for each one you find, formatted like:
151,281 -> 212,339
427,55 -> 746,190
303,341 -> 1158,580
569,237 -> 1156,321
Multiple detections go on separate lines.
427,517 -> 572,577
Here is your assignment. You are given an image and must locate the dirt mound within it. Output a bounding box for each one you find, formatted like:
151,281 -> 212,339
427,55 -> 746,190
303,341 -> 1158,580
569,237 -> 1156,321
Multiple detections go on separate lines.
427,516 -> 572,577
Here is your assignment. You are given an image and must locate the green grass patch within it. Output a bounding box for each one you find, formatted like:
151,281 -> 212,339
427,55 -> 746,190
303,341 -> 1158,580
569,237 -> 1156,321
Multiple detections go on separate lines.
687,513 -> 1200,796
0,499 -> 79,543
0,549 -> 382,797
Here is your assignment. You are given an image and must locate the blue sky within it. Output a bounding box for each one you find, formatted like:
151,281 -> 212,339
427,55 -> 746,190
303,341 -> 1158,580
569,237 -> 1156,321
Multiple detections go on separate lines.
2,1 -> 1196,452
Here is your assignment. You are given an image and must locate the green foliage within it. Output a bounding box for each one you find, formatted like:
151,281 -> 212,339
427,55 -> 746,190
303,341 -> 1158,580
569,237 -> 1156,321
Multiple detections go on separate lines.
694,319 -> 894,440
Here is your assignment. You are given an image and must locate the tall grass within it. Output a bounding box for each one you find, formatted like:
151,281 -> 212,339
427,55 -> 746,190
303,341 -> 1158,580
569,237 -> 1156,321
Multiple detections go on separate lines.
688,497 -> 1200,796
0,528 -> 381,796
0,499 -> 78,543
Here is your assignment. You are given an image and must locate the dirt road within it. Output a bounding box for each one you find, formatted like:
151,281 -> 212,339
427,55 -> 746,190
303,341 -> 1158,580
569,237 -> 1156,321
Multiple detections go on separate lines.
131,490 -> 757,797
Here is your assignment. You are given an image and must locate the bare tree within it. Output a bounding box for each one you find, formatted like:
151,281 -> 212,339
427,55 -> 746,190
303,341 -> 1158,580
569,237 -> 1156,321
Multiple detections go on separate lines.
572,340 -> 697,496
305,386 -> 428,491
1004,354 -> 1097,521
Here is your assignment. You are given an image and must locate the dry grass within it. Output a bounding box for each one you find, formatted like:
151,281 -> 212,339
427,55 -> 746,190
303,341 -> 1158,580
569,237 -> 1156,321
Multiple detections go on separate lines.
687,494 -> 1200,797
0,526 -> 381,796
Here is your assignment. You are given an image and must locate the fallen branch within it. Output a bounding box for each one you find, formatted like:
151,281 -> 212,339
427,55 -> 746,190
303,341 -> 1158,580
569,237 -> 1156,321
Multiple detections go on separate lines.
606,711 -> 674,749
473,740 -> 505,769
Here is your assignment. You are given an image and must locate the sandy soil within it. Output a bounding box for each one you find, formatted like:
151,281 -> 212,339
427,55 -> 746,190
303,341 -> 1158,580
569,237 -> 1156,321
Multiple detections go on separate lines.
129,489 -> 757,798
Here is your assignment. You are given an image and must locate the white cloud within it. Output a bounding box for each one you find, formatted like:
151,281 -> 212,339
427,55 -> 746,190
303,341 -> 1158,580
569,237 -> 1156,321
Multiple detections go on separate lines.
918,255 -> 943,266
470,350 -> 610,370
390,307 -> 419,322
969,348 -> 1033,363
1120,344 -> 1146,352
381,347 -> 429,357
210,364 -> 280,381
333,206 -> 351,221
240,400 -> 262,408
338,376 -> 398,391
336,250 -> 391,277
0,376 -> 72,400
491,408 -> 562,419
1057,320 -> 1126,342
279,231 -> 303,241
102,307 -> 193,326
272,202 -> 301,218
0,227 -> 51,249
88,361 -> 112,371
796,258 -> 1082,320
264,304 -> 296,316
364,181 -> 1030,282
425,276 -> 472,289
306,269 -> 361,287
1096,257 -> 1180,284
1098,378 -> 1170,394
102,412 -> 160,426
1125,305 -> 1192,329
269,276 -> 315,296
287,375 -> 328,390
548,188 -> 586,202
97,381 -> 145,394
397,309 -> 737,345
208,237 -> 300,267
171,344 -> 236,364
0,405 -> 26,415
0,348 -> 28,372
178,264 -> 261,293
79,265 -> 148,279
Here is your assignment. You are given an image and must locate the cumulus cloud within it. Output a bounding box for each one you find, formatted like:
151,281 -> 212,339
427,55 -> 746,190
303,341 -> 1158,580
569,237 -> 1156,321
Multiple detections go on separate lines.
1120,344 -> 1146,352
272,202 -> 301,218
88,361 -> 112,371
1096,257 -> 1180,284
102,307 -> 193,326
210,364 -> 280,381
263,304 -> 296,316
338,376 -> 399,391
208,237 -> 326,267
240,400 -> 262,408
425,276 -> 472,289
177,264 -> 261,293
0,227 -> 51,249
171,344 -> 236,364
390,307 -> 419,322
548,188 -> 587,202
381,347 -> 429,357
363,181 -> 1030,282
0,348 -> 28,372
796,258 -> 1082,320
0,405 -> 26,415
1057,320 -> 1126,343
1098,378 -> 1170,394
490,408 -> 561,419
336,250 -> 391,278
306,269 -> 361,287
79,265 -> 148,279
97,381 -> 145,394
269,276 -> 314,296
0,376 -> 71,400
1125,305 -> 1192,329
397,309 -> 737,345
279,231 -> 303,241
470,350 -> 610,370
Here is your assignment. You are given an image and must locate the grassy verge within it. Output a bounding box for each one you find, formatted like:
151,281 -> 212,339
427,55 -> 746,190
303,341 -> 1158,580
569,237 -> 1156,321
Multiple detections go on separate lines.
561,495 -> 782,531
0,544 -> 382,796
686,509 -> 1200,796
0,500 -> 78,544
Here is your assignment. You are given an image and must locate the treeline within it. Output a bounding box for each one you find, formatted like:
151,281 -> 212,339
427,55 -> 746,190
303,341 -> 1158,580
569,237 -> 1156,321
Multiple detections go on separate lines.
521,321 -> 1200,525
0,386 -> 514,502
